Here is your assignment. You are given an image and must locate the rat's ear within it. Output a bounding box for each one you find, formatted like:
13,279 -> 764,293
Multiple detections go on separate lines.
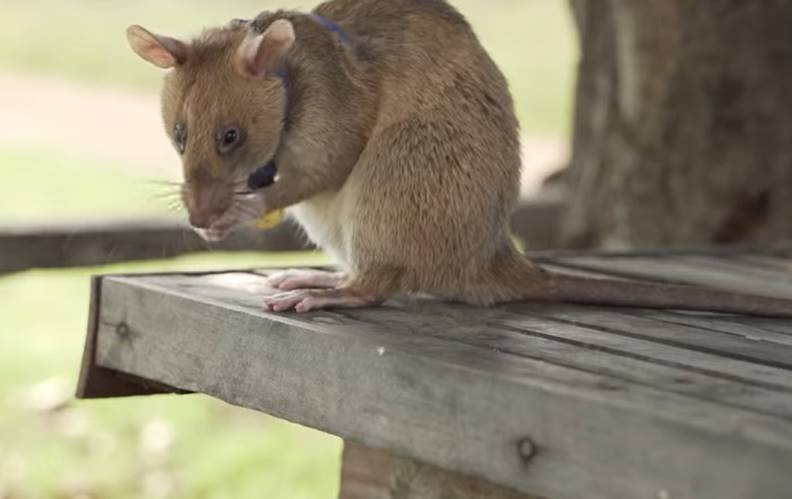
126,25 -> 188,69
237,19 -> 295,77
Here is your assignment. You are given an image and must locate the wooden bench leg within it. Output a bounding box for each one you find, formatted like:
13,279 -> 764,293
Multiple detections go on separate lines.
338,442 -> 540,499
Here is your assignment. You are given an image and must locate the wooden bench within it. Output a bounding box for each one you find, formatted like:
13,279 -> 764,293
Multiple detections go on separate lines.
0,194 -> 563,274
76,249 -> 792,499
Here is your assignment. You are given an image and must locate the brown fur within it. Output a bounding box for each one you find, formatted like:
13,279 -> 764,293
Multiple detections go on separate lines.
128,0 -> 792,317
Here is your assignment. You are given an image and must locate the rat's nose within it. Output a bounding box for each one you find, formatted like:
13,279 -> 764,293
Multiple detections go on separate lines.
188,209 -> 215,229
184,180 -> 232,229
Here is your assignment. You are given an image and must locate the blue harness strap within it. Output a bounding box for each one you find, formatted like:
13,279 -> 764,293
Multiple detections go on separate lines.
274,14 -> 349,92
253,15 -> 349,190
310,14 -> 350,46
275,66 -> 289,88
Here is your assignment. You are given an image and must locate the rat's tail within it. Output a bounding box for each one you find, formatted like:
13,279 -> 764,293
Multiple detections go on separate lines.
470,248 -> 792,318
541,272 -> 792,318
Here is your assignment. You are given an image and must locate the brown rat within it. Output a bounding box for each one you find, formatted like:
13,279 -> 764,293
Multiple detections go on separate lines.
127,0 -> 792,316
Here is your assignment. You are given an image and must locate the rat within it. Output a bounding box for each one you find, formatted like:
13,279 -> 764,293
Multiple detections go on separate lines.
126,0 -> 792,317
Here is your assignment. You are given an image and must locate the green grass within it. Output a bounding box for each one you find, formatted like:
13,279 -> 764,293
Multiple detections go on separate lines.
0,254 -> 337,499
0,0 -> 577,137
0,146 -> 166,223
0,139 -> 339,498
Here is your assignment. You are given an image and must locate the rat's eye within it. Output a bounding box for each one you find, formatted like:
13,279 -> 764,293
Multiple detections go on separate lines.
174,122 -> 187,154
218,127 -> 244,154
223,129 -> 238,146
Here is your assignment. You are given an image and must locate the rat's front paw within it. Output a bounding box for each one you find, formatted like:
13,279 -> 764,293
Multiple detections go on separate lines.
266,269 -> 346,291
263,288 -> 381,313
191,193 -> 269,243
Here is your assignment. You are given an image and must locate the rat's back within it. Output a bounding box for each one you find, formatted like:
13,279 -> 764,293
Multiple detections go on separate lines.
304,0 -> 523,300
315,0 -> 518,128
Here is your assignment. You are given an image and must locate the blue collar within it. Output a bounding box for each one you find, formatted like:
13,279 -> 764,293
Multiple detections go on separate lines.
275,14 -> 349,108
250,16 -> 350,191
275,15 -> 348,90
310,14 -> 350,46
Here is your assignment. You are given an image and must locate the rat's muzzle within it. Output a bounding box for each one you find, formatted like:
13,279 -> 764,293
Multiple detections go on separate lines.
184,182 -> 232,230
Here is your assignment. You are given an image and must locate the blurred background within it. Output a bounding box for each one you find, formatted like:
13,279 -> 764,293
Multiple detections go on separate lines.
0,1 -> 576,498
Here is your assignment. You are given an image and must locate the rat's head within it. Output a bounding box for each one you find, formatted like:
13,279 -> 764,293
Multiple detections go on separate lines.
126,19 -> 294,239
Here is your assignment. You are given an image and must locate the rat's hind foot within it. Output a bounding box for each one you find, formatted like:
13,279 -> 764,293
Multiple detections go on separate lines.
263,288 -> 383,313
265,269 -> 346,291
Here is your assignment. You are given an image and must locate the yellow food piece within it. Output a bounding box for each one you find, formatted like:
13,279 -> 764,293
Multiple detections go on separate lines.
255,209 -> 285,230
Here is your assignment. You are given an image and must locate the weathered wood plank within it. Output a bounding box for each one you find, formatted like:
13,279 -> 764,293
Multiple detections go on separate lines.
76,276 -> 185,398
339,442 -> 539,499
526,243 -> 792,261
678,255 -> 792,288
728,317 -> 792,335
0,218 -> 306,274
634,309 -> 792,347
125,273 -> 792,417
729,254 -> 792,273
140,272 -> 792,419
88,273 -> 792,499
767,245 -> 792,258
509,304 -> 792,371
374,301 -> 792,416
550,255 -> 792,298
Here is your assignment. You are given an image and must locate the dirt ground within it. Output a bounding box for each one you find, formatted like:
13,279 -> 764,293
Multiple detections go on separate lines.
0,70 -> 568,194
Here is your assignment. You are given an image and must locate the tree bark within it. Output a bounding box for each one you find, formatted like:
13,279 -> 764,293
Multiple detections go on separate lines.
563,0 -> 792,249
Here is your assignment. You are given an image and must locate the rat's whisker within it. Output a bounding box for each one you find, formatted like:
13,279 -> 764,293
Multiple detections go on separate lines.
234,196 -> 259,209
226,179 -> 250,191
229,200 -> 252,214
149,188 -> 181,194
223,202 -> 249,219
149,191 -> 183,200
231,176 -> 252,185
147,184 -> 183,194
166,203 -> 184,214
146,179 -> 184,188
234,203 -> 261,220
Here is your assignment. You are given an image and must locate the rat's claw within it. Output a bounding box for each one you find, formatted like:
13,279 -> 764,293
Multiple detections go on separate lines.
263,290 -> 307,312
266,270 -> 345,291
263,288 -> 382,313
295,289 -> 381,312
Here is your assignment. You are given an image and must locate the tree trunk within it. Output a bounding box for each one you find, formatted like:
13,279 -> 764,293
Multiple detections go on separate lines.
563,0 -> 792,249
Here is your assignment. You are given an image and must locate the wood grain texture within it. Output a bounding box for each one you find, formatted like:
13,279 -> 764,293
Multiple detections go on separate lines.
339,442 -> 539,499
508,303 -> 792,373
551,254 -> 792,298
86,265 -> 792,499
0,217 -> 305,274
76,276 -> 188,398
631,309 -> 792,347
